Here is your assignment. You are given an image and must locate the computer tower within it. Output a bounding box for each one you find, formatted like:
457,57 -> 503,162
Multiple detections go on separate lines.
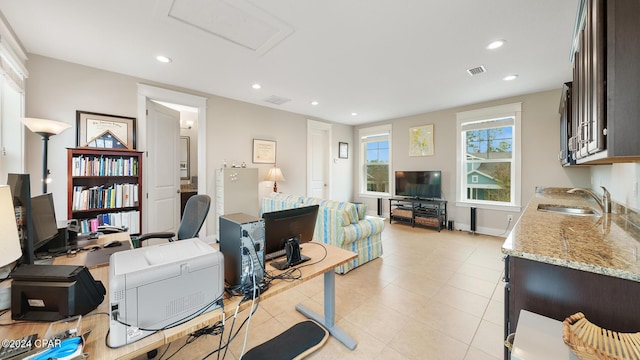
219,213 -> 264,291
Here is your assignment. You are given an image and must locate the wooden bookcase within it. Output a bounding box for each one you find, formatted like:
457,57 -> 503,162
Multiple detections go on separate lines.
67,148 -> 143,234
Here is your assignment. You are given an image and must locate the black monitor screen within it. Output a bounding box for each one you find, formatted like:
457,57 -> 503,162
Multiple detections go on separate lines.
262,205 -> 319,260
30,193 -> 58,250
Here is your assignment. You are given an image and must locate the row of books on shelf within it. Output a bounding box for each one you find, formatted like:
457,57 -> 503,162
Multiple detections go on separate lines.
76,210 -> 141,234
72,155 -> 139,177
72,183 -> 139,211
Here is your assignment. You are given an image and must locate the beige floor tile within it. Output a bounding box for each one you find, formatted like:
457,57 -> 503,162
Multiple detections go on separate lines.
432,285 -> 491,319
464,346 -> 502,360
388,319 -> 469,360
470,320 -> 505,360
491,283 -> 505,303
390,271 -> 445,299
145,222 -> 508,359
344,299 -> 413,344
447,272 -> 499,299
416,301 -> 482,345
306,317 -> 387,360
482,299 -> 504,327
456,262 -> 503,283
374,346 -> 412,360
260,287 -> 309,317
367,283 -> 432,317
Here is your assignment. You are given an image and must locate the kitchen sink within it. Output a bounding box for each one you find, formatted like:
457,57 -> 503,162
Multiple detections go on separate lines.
536,204 -> 600,216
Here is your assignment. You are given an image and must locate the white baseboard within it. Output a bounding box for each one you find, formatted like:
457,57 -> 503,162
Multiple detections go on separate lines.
452,222 -> 510,238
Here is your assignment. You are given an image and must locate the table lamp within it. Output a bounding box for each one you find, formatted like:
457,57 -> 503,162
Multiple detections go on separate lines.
0,185 -> 23,309
21,117 -> 72,194
265,166 -> 285,193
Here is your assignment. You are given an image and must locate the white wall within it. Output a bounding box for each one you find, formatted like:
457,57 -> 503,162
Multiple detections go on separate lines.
24,55 -> 138,219
591,164 -> 640,211
23,55 -> 352,237
26,54 -> 634,237
354,89 -> 592,235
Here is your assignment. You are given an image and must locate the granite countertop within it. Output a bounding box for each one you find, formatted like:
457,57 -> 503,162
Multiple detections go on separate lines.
502,187 -> 640,282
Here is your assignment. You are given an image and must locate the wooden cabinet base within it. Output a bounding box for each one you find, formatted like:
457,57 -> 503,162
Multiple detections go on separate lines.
508,256 -> 640,335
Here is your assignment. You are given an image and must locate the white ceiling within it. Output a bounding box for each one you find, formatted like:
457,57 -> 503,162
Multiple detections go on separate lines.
0,0 -> 578,125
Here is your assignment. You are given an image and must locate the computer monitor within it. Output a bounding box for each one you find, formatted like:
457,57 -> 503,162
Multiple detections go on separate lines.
262,205 -> 319,268
29,193 -> 59,252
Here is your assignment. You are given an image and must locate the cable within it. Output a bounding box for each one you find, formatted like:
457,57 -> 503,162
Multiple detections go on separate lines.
239,253 -> 257,359
499,217 -> 513,236
201,286 -> 263,359
294,242 -> 328,269
107,294 -> 224,349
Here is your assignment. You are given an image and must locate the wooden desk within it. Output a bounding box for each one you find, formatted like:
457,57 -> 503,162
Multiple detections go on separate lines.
0,235 -> 357,359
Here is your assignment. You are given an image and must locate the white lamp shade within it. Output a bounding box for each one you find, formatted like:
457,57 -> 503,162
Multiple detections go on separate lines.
265,167 -> 285,182
0,186 -> 23,267
21,117 -> 71,135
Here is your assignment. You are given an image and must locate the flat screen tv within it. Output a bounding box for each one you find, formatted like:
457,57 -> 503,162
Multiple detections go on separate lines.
395,170 -> 442,199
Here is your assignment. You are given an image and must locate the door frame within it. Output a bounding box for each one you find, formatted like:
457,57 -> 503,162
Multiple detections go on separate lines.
137,84 -> 208,235
306,119 -> 332,198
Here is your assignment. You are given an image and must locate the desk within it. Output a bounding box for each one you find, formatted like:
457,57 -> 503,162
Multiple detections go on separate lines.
0,234 -> 357,359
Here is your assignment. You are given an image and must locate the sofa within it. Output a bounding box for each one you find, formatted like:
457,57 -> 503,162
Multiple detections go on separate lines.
261,193 -> 385,274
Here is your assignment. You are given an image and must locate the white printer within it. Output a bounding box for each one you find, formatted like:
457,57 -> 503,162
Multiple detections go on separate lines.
108,238 -> 224,347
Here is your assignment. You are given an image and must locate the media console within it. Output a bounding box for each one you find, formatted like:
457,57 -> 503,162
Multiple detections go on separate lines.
389,197 -> 447,231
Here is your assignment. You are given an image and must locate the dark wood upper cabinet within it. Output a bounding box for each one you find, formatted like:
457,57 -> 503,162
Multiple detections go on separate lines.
566,0 -> 640,164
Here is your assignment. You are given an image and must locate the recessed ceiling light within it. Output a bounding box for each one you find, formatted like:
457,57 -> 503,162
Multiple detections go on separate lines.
311,101 -> 319,106
156,55 -> 172,63
503,74 -> 519,81
252,83 -> 262,90
351,112 -> 358,116
487,40 -> 506,50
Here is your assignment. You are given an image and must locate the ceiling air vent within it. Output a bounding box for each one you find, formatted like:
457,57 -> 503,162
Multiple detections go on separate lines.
263,95 -> 291,105
466,66 -> 486,76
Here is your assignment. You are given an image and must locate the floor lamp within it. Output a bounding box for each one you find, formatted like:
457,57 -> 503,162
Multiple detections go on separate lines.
265,165 -> 285,193
21,117 -> 72,194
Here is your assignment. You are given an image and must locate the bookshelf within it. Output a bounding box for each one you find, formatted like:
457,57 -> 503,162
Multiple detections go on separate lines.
67,148 -> 143,234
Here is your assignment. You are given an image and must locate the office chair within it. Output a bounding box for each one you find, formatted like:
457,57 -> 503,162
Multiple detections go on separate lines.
135,194 -> 211,248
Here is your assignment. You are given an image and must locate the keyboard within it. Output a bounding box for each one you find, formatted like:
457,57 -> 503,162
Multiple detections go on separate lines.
0,333 -> 37,359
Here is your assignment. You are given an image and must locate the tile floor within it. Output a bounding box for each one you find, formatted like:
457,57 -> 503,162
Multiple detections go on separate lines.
137,222 -> 507,360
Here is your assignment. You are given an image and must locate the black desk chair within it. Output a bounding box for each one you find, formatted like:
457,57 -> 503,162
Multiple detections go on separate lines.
135,194 -> 211,248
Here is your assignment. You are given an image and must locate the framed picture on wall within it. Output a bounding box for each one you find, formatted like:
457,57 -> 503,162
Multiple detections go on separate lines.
76,111 -> 136,150
253,139 -> 276,164
408,124 -> 434,156
339,142 -> 348,159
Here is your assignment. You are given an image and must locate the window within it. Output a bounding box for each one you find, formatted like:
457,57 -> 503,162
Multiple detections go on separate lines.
456,103 -> 521,210
359,124 -> 392,196
0,17 -> 29,179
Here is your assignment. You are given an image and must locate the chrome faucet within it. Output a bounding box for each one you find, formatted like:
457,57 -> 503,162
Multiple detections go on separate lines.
567,186 -> 611,213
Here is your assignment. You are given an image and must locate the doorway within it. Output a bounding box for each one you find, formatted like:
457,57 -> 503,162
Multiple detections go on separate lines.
137,84 -> 208,236
307,120 -> 332,199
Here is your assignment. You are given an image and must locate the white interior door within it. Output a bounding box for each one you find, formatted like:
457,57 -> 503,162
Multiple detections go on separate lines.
145,99 -> 180,234
307,120 -> 331,199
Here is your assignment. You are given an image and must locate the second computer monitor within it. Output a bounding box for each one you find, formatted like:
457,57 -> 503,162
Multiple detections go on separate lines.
262,205 -> 319,260
30,193 -> 59,252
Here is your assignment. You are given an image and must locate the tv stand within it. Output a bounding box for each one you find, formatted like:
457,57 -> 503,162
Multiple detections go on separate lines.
389,198 -> 447,231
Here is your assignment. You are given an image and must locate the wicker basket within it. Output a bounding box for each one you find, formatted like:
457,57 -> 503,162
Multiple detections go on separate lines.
563,312 -> 640,360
